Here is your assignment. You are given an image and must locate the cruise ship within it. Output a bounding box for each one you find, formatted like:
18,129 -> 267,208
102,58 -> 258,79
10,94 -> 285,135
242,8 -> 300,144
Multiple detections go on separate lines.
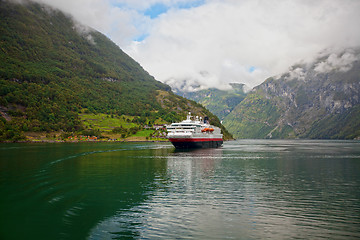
166,113 -> 223,149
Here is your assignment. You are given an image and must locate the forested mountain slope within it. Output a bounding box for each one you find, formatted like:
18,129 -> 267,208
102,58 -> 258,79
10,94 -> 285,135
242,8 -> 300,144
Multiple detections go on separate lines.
0,0 -> 232,141
223,49 -> 360,139
174,83 -> 247,121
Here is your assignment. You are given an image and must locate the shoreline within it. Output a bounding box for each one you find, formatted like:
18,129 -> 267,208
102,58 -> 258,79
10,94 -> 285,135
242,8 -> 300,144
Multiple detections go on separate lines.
0,139 -> 170,144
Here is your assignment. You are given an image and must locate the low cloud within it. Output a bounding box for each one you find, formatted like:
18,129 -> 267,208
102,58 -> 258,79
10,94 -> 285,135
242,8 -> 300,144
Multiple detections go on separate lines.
126,0 -> 360,89
9,0 -> 360,90
284,67 -> 306,82
314,50 -> 360,73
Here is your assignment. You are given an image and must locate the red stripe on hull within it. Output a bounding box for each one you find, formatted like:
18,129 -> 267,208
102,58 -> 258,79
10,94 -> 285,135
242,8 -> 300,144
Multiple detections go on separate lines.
169,138 -> 223,149
169,138 -> 223,143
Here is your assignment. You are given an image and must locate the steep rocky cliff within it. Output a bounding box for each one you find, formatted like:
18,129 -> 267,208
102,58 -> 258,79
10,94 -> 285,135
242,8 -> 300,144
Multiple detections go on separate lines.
223,49 -> 360,139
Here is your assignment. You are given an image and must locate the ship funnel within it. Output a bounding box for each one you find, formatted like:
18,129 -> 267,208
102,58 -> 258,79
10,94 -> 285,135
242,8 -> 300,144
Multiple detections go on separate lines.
204,116 -> 209,124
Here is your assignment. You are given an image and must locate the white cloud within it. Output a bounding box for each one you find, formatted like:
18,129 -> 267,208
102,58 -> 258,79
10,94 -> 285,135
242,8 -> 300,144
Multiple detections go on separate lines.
18,0 -> 360,90
286,67 -> 306,81
314,50 -> 360,73
125,0 -> 360,89
29,0 -> 143,46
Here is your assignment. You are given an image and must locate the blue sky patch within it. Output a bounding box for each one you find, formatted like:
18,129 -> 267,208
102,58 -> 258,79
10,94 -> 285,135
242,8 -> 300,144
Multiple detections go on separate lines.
177,0 -> 206,10
144,3 -> 169,19
144,1 -> 205,19
134,33 -> 149,42
249,66 -> 256,73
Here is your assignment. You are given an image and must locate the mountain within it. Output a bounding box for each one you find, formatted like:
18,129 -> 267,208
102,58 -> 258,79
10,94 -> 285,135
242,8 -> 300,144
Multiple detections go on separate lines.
223,49 -> 360,139
0,0 -> 232,141
174,83 -> 248,120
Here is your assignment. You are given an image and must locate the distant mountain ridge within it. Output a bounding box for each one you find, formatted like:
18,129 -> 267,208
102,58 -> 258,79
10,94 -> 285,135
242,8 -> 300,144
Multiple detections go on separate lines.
174,83 -> 248,120
223,49 -> 360,139
0,0 -> 232,141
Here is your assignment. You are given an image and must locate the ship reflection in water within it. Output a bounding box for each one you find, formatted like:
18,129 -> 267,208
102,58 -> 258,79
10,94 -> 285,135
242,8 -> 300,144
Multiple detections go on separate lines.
89,140 -> 360,239
1,140 -> 359,239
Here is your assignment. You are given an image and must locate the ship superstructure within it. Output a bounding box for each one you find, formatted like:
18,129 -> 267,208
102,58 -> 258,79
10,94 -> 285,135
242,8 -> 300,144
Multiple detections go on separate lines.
166,113 -> 223,149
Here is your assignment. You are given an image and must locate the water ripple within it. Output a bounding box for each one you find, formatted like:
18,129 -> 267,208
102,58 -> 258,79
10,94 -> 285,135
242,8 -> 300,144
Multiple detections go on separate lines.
2,141 -> 360,239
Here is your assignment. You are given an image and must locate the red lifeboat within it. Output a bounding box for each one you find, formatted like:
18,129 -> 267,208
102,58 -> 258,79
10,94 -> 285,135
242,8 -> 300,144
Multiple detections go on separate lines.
201,128 -> 214,132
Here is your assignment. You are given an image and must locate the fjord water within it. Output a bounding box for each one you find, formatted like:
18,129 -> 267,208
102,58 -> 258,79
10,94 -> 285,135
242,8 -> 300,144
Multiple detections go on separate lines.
0,140 -> 359,239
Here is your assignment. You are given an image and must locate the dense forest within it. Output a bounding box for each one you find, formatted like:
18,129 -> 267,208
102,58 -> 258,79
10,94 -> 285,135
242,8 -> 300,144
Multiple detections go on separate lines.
0,0 -> 232,141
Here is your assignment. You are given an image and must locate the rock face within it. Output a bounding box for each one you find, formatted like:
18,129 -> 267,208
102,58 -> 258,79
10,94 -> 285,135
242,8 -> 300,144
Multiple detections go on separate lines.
223,49 -> 360,139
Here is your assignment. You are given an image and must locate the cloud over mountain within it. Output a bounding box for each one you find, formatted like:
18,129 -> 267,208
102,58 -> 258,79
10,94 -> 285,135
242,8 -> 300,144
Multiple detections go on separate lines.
12,0 -> 360,90
314,50 -> 360,73
127,0 -> 360,89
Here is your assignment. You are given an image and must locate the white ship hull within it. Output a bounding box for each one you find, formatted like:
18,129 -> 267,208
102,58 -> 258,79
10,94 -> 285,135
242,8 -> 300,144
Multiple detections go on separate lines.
166,113 -> 223,149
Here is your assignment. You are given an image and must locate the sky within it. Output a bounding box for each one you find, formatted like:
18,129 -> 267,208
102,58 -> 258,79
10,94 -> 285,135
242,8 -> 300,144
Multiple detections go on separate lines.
24,0 -> 360,90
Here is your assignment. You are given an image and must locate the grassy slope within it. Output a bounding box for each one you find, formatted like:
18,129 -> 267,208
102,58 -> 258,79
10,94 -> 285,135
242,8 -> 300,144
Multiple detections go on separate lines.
0,1 -> 233,141
223,92 -> 282,138
80,113 -> 137,131
177,86 -> 247,120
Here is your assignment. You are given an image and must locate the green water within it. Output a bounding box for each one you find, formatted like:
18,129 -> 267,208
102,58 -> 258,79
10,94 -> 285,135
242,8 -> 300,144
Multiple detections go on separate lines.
0,140 -> 360,239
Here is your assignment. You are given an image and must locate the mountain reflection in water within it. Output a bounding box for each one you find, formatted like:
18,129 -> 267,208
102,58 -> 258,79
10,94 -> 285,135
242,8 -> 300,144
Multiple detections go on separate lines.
0,140 -> 359,239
